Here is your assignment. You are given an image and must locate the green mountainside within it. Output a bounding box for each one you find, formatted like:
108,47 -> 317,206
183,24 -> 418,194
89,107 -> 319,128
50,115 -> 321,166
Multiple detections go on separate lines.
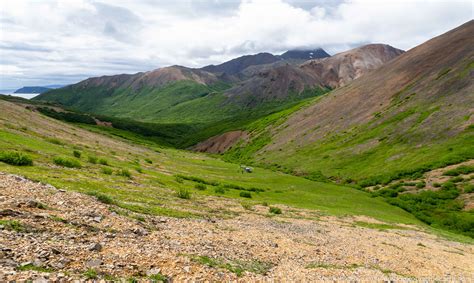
20,21 -> 474,238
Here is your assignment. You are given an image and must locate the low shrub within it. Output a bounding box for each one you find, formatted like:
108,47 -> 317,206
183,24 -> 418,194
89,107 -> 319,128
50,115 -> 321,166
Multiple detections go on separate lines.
98,158 -> 109,166
177,188 -> 191,199
144,158 -> 153,164
433,183 -> 441,188
241,202 -> 253,210
87,192 -> 114,204
214,187 -> 226,194
416,181 -> 426,188
0,151 -> 33,166
195,183 -> 207,190
88,156 -> 98,164
443,165 -> 474,176
449,176 -> 464,183
83,269 -> 98,279
0,219 -> 26,232
117,169 -> 132,178
464,184 -> 474,193
73,150 -> 81,158
53,156 -> 81,168
101,167 -> 113,175
175,176 -> 184,183
175,174 -> 219,186
441,181 -> 456,190
46,137 -> 64,145
269,207 -> 282,214
239,191 -> 252,198
135,167 -> 143,173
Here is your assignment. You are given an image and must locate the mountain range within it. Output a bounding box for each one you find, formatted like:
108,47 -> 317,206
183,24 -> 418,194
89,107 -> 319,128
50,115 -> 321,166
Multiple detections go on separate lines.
35,44 -> 402,145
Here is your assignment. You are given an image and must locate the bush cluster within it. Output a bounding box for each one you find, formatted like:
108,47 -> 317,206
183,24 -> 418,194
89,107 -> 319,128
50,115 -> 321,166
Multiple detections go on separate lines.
379,180 -> 473,237
0,151 -> 33,166
53,156 -> 81,168
269,207 -> 282,214
177,188 -> 191,199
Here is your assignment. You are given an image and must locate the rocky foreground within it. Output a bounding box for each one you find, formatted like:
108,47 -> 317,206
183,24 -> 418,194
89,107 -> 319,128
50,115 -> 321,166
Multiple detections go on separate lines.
1,172 -> 473,282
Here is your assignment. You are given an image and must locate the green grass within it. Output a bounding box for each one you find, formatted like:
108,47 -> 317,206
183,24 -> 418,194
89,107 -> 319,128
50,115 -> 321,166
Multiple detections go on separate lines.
17,263 -> 53,273
354,221 -> 404,231
306,262 -> 361,269
83,269 -> 98,279
191,255 -> 272,276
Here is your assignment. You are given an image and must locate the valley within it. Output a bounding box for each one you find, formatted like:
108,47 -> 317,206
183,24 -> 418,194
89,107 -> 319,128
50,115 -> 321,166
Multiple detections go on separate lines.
0,13 -> 473,281
1,97 -> 473,281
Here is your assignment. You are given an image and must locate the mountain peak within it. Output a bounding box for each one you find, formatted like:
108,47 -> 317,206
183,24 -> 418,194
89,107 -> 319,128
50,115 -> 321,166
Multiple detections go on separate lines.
279,48 -> 330,60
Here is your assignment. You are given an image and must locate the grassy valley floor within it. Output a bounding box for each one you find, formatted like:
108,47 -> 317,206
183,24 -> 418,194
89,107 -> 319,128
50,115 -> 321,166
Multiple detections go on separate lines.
0,99 -> 473,280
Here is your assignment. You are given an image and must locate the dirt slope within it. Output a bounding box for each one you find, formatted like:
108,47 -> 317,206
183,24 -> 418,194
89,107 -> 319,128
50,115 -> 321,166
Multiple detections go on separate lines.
193,131 -> 249,154
262,20 -> 474,155
301,44 -> 404,88
1,173 -> 473,281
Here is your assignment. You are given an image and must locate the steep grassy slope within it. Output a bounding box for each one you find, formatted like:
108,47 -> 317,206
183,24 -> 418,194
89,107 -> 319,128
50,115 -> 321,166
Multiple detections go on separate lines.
0,99 -> 424,225
219,21 -> 474,237
226,21 -> 474,184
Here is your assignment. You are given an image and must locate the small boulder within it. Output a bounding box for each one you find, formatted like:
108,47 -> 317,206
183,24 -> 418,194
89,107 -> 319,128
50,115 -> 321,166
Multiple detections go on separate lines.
88,243 -> 103,252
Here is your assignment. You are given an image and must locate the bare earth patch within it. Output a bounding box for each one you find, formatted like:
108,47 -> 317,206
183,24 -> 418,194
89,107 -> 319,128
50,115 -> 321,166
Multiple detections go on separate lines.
1,173 -> 473,281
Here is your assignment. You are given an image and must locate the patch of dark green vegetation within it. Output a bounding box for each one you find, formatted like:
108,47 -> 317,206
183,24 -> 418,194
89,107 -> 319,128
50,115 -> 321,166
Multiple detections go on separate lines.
117,169 -> 132,178
194,183 -> 207,190
358,155 -> 474,188
0,151 -> 33,166
37,107 -> 96,124
101,167 -> 113,175
177,188 -> 191,199
98,158 -> 109,166
269,207 -> 282,214
17,263 -> 53,273
306,262 -> 361,269
88,156 -> 98,164
191,255 -> 272,277
175,174 -> 219,186
239,191 -> 252,198
73,150 -> 81,158
83,268 -> 98,279
443,165 -> 474,176
87,191 -> 115,204
0,220 -> 26,232
175,174 -> 265,193
354,221 -> 403,230
377,181 -> 474,238
148,273 -> 169,282
53,156 -> 81,168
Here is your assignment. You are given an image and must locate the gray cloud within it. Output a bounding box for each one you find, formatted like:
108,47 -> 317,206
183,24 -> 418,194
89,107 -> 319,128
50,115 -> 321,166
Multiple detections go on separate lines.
0,0 -> 472,90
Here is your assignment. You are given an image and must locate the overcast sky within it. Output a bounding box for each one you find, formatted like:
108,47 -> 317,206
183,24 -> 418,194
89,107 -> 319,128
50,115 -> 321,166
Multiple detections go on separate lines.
0,0 -> 472,90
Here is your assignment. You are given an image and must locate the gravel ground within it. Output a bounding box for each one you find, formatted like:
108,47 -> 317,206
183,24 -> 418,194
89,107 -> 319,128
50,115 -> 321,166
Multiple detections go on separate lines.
1,172 -> 473,282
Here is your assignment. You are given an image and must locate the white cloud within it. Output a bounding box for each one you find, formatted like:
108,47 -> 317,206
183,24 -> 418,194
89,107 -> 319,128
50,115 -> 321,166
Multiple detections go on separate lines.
0,0 -> 472,90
